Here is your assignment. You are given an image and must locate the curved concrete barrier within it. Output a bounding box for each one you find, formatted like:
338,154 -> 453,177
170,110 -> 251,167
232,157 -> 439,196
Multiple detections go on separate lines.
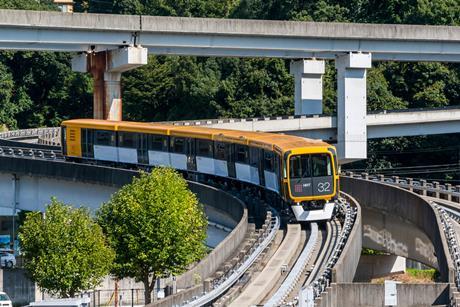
176,182 -> 248,289
0,156 -> 248,302
341,176 -> 454,282
332,192 -> 362,283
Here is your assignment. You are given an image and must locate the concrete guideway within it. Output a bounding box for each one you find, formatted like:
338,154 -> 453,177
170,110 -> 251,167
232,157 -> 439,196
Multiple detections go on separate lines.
0,9 -> 460,61
228,224 -> 302,306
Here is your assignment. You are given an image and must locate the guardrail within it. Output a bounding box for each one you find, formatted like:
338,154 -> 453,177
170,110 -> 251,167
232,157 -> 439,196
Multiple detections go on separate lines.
300,198 -> 358,306
344,172 -> 460,203
0,127 -> 60,144
0,145 -> 62,160
434,204 -> 460,291
265,223 -> 319,307
184,210 -> 280,307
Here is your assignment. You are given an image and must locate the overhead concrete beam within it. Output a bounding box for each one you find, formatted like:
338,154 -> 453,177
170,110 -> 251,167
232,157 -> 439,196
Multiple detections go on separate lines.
1,10 -> 460,61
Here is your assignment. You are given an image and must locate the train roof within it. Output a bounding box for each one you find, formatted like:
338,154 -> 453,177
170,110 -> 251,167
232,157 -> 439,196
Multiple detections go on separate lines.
61,119 -> 331,152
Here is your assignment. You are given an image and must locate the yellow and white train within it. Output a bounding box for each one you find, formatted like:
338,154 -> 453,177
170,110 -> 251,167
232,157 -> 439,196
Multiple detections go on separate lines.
61,119 -> 339,221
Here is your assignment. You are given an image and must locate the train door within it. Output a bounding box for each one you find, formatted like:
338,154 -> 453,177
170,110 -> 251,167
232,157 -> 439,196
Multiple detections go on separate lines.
186,138 -> 197,171
138,134 -> 149,165
249,146 -> 260,185
258,148 -> 265,187
227,144 -> 236,178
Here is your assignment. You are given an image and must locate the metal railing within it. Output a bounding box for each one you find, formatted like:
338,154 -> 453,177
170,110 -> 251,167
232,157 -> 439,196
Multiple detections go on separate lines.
300,198 -> 358,306
0,127 -> 60,143
0,145 -> 62,160
433,203 -> 460,291
184,210 -> 280,307
344,172 -> 460,203
264,222 -> 319,307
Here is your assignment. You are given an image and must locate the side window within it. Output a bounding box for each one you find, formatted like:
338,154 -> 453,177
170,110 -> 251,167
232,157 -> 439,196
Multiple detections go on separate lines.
171,137 -> 186,154
81,128 -> 94,158
328,148 -> 339,175
118,132 -> 138,148
150,135 -> 168,151
214,142 -> 227,160
235,145 -> 249,164
249,147 -> 259,167
95,130 -> 115,146
264,151 -> 274,172
197,139 -> 213,158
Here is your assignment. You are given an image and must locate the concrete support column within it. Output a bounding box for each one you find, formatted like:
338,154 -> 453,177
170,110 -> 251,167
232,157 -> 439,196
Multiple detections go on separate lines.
72,46 -> 148,121
420,179 -> 427,196
407,178 -> 413,192
446,184 -> 452,201
290,59 -> 325,115
335,52 -> 372,162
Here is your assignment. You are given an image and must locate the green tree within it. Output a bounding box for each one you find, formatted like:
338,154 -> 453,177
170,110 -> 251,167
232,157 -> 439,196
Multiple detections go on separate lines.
18,198 -> 114,298
97,168 -> 207,304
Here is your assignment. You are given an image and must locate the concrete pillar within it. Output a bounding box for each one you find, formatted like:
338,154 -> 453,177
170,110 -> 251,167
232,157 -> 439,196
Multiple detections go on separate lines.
421,179 -> 427,196
335,52 -> 372,162
434,181 -> 440,198
407,178 -> 413,192
446,183 -> 452,201
290,59 -> 325,115
72,46 -> 148,121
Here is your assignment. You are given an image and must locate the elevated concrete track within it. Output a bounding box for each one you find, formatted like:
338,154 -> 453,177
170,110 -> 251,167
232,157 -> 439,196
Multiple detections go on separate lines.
169,107 -> 460,143
1,9 -> 460,62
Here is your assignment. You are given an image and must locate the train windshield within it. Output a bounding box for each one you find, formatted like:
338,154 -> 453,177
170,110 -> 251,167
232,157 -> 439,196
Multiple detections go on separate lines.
289,154 -> 332,179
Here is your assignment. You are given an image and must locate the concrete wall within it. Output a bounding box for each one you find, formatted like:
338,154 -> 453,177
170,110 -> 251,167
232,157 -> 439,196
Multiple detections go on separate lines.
341,177 -> 454,282
332,192 -> 362,283
176,183 -> 247,289
316,283 -> 449,307
354,255 -> 406,282
0,172 -> 118,213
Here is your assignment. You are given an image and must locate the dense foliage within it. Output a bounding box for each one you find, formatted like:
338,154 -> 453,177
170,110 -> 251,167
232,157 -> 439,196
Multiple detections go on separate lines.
97,168 -> 207,304
0,0 -> 459,180
18,198 -> 114,298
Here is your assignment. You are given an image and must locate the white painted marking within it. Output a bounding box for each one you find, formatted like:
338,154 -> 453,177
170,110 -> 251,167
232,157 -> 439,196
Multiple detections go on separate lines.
197,156 -> 215,175
214,160 -> 228,177
148,150 -> 170,167
264,170 -> 279,192
94,145 -> 118,162
236,163 -> 251,183
118,147 -> 138,164
170,153 -> 187,170
250,166 -> 260,185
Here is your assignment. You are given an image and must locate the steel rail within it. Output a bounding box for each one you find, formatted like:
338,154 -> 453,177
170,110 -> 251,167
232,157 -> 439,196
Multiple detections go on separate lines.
184,211 -> 280,307
264,222 -> 319,307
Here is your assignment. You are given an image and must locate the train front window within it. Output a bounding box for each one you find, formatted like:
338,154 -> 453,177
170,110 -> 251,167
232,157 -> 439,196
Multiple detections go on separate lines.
289,154 -> 332,179
312,154 -> 332,177
289,155 -> 311,179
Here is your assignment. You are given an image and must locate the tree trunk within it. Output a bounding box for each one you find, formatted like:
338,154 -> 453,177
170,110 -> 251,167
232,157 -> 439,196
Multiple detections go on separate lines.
143,274 -> 152,305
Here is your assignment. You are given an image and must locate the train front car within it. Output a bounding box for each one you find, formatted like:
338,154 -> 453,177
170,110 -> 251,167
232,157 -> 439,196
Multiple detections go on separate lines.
285,147 -> 338,222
